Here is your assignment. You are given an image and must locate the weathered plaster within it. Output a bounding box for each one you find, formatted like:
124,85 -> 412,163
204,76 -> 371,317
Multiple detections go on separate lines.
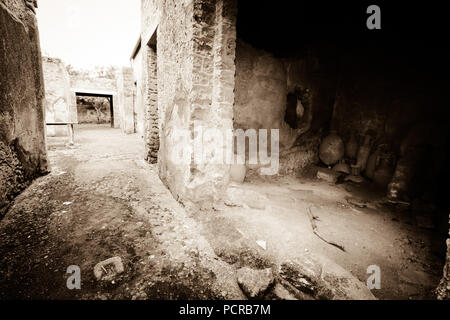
42,57 -> 77,136
0,0 -> 48,215
116,67 -> 135,134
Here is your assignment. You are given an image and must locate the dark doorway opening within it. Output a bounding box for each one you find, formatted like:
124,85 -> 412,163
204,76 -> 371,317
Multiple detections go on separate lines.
75,92 -> 114,128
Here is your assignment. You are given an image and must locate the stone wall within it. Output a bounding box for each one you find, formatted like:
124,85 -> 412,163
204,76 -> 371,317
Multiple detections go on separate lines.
143,44 -> 158,163
43,58 -> 140,134
331,47 -> 449,204
141,0 -> 237,206
0,0 -> 48,216
234,40 -> 290,146
116,67 -> 135,134
234,40 -> 338,175
132,49 -> 145,137
42,57 -> 77,136
151,0 -> 194,203
69,70 -> 120,129
69,71 -> 118,93
141,0 -> 160,47
437,218 -> 450,300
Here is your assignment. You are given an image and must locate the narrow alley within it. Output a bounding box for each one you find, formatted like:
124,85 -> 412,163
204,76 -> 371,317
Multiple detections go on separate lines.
0,125 -> 243,299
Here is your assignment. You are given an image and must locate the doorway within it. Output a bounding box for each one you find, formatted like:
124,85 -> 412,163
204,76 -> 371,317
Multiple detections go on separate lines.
75,92 -> 114,128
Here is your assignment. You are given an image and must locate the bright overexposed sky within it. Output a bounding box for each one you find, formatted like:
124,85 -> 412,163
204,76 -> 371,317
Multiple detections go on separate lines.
37,0 -> 140,69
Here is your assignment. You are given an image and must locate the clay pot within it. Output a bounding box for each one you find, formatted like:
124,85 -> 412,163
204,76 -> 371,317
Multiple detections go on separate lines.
230,164 -> 247,183
356,135 -> 372,172
346,133 -> 359,160
374,155 -> 394,189
388,155 -> 414,201
333,159 -> 350,174
319,131 -> 345,166
365,146 -> 381,180
351,164 -> 361,176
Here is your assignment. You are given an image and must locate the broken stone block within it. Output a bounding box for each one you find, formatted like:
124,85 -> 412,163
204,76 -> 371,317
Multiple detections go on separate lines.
279,259 -> 322,296
237,267 -> 274,299
280,256 -> 376,300
270,283 -> 298,300
94,257 -> 124,281
317,168 -> 341,184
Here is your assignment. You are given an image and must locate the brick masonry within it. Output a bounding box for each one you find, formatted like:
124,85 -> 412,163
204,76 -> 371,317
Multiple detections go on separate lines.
143,44 -> 159,163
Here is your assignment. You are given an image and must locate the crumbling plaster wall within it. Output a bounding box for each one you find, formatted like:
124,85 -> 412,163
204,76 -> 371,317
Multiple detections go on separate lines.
69,72 -> 120,129
116,67 -> 135,134
42,57 -> 77,136
0,0 -> 48,216
330,48 -> 450,299
234,40 -> 338,175
141,0 -> 237,205
132,49 -> 145,137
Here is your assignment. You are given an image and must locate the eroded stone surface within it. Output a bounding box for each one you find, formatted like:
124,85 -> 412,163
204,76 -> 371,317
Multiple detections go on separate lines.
237,267 -> 274,299
280,258 -> 323,297
0,0 -> 48,216
94,257 -> 125,281
270,283 -> 298,300
42,57 -> 77,136
280,256 -> 376,300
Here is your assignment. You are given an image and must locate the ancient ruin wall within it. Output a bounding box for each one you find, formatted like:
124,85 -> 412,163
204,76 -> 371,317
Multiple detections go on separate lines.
150,0 -> 193,202
234,41 -> 339,176
116,67 -> 135,134
0,0 -> 48,216
330,48 -> 449,204
69,70 -> 121,129
42,57 -> 77,136
146,0 -> 237,205
133,48 -> 145,137
143,45 -> 159,163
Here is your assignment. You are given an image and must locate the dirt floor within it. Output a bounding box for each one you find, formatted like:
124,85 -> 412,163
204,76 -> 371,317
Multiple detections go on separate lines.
0,125 -> 445,300
0,125 -> 244,300
196,174 -> 446,300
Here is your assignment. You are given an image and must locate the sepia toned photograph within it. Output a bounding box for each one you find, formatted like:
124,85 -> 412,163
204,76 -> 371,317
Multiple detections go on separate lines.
0,0 -> 449,309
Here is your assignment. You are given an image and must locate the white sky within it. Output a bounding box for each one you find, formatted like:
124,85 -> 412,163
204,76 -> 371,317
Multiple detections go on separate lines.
37,0 -> 141,69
